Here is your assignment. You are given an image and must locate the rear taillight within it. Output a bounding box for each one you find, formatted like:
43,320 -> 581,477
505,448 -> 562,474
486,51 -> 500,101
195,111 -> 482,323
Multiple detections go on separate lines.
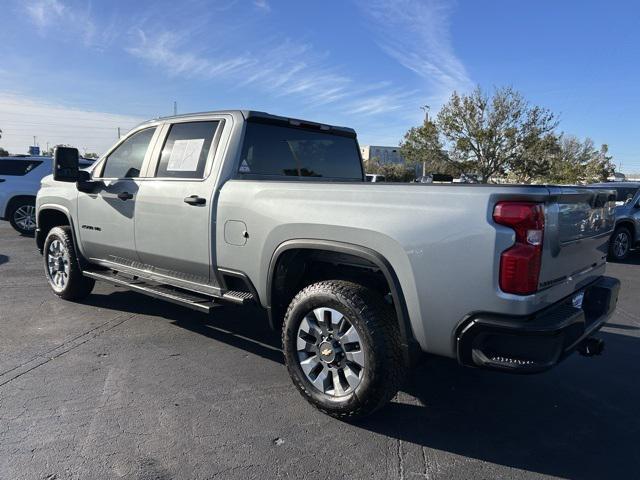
493,202 -> 545,295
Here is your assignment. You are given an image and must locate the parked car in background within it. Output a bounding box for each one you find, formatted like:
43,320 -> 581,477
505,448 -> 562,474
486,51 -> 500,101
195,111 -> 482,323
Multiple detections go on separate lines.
589,182 -> 640,261
454,173 -> 480,184
414,173 -> 454,183
0,155 -> 93,235
365,174 -> 386,182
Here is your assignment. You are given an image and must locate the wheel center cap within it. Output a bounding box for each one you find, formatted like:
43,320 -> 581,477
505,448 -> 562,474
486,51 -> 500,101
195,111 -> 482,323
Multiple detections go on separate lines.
319,341 -> 336,363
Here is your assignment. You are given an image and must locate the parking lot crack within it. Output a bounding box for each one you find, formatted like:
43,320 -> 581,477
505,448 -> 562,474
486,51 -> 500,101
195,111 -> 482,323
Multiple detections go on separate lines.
0,313 -> 134,388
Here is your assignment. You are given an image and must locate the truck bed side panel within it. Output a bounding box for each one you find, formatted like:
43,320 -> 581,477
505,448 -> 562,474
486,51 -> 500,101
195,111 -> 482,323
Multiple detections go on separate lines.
217,182 -> 601,358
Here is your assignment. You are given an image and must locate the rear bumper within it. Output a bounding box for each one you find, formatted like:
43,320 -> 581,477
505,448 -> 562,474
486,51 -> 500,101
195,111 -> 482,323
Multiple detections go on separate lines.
456,276 -> 620,373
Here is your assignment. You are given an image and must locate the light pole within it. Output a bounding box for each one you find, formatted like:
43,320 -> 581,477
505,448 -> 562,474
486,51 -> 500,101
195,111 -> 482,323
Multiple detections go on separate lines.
419,105 -> 430,176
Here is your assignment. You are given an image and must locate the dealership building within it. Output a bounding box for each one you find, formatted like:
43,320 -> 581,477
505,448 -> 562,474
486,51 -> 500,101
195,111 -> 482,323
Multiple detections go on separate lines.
360,145 -> 405,165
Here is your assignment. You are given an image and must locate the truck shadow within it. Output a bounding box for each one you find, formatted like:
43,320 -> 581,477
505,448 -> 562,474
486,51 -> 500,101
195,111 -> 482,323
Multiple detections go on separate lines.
359,328 -> 640,479
0,254 -> 8,265
611,253 -> 640,265
84,290 -> 639,479
83,290 -> 284,364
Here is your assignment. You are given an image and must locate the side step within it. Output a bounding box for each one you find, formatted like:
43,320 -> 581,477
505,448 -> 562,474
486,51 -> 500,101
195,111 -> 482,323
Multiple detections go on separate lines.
83,269 -> 221,313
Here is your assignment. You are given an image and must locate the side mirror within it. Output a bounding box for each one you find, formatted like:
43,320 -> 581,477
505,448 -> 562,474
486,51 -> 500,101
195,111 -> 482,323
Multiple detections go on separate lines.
76,169 -> 102,193
53,147 -> 79,182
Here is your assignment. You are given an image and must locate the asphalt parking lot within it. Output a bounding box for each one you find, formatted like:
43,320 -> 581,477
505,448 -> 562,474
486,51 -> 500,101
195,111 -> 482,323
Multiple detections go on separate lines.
0,222 -> 639,480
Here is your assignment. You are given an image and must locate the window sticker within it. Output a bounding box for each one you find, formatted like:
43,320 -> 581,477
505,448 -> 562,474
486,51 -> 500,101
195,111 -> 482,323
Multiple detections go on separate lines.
167,138 -> 205,171
239,159 -> 251,173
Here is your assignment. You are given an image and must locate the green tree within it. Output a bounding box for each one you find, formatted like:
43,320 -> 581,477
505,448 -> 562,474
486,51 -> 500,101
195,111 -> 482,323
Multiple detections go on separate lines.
0,129 -> 7,156
509,133 -> 561,183
366,159 -> 415,182
436,86 -> 558,183
399,118 -> 453,176
543,136 -> 614,184
83,152 -> 99,159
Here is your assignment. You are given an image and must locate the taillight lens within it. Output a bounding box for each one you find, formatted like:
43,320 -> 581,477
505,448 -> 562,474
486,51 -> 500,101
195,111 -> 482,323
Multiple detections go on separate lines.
493,202 -> 545,295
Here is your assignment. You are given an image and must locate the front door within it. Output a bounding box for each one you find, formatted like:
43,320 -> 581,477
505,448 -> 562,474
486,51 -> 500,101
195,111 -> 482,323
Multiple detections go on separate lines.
134,120 -> 222,286
77,127 -> 158,264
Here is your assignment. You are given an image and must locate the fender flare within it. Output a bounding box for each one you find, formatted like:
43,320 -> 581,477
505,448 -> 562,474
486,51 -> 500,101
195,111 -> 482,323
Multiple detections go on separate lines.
267,239 -> 421,366
36,205 -> 87,267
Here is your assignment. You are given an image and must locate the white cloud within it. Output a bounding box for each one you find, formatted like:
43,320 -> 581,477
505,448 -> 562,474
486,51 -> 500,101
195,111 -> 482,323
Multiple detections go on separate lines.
127,29 -> 256,79
23,0 -> 115,48
25,0 -> 64,27
253,0 -> 270,12
0,92 -> 144,155
358,0 -> 473,102
125,29 -> 424,120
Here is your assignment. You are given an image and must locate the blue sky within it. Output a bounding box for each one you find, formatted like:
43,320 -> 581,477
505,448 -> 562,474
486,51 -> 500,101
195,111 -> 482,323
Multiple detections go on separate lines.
1,0 -> 639,171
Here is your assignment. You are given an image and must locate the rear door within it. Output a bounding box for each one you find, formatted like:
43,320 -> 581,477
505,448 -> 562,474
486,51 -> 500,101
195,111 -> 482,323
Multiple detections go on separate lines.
77,127 -> 159,263
134,118 -> 226,287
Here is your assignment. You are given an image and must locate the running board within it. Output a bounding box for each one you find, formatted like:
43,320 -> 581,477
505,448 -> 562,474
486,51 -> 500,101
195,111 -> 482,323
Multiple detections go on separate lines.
83,269 -> 221,313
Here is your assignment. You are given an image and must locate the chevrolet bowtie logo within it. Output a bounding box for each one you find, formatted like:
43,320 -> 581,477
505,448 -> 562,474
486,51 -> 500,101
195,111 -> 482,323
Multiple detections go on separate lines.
321,348 -> 332,356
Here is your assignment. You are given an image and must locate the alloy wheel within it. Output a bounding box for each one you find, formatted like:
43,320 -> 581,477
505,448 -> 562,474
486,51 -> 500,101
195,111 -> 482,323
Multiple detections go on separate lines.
613,232 -> 629,258
13,205 -> 36,232
47,239 -> 70,289
296,307 -> 365,397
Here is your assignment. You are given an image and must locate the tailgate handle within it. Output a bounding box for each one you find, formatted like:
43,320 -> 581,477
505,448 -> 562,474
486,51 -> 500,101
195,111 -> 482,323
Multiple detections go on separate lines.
184,195 -> 206,206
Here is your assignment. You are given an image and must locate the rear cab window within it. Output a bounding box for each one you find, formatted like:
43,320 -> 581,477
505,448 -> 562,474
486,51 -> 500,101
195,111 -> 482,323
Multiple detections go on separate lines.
238,121 -> 363,180
0,159 -> 43,176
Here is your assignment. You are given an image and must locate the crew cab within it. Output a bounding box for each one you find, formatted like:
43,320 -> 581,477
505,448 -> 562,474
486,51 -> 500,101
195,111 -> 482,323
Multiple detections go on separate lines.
35,111 -> 620,418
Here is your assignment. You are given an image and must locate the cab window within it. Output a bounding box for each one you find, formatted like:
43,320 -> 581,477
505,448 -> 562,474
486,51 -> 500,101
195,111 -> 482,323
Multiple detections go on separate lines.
155,121 -> 220,179
101,128 -> 156,179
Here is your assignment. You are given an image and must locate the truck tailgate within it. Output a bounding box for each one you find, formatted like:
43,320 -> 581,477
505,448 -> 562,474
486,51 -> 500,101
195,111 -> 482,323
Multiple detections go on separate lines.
539,186 -> 616,290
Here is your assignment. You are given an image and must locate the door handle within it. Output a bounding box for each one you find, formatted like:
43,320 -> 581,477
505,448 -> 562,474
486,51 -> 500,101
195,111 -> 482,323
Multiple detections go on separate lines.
184,195 -> 206,206
117,191 -> 134,201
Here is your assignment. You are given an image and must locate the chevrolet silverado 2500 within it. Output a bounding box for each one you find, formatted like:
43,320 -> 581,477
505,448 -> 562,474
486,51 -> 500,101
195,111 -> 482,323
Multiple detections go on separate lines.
36,110 -> 620,418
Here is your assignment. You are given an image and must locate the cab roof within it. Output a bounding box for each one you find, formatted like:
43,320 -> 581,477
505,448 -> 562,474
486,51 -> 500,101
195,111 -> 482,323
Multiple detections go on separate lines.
140,110 -> 357,138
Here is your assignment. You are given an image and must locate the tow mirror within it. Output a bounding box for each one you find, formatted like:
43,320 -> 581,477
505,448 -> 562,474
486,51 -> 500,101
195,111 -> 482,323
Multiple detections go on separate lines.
53,147 -> 79,182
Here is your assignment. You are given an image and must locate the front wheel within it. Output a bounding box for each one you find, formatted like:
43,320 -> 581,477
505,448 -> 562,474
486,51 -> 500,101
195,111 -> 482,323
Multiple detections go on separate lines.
609,226 -> 632,261
43,226 -> 95,300
282,280 -> 405,419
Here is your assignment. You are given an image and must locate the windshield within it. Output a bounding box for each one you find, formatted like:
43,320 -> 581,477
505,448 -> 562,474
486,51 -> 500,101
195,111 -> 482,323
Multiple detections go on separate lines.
613,187 -> 639,205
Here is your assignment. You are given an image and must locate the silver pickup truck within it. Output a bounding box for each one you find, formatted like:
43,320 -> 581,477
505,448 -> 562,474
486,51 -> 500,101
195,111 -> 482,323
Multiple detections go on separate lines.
36,110 -> 620,418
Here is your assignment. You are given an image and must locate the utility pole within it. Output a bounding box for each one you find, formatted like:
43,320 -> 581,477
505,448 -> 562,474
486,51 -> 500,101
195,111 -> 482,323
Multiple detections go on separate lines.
419,105 -> 430,176
33,135 -> 37,147
117,127 -> 121,139
421,104 -> 430,122
173,101 -> 177,116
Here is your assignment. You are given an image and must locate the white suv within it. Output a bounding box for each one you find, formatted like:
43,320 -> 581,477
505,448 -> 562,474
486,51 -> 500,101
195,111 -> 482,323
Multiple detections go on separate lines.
0,155 -> 92,235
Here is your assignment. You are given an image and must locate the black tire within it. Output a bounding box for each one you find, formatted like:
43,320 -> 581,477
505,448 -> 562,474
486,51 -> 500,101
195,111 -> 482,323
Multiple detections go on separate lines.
282,280 -> 405,419
43,226 -> 95,300
8,197 -> 36,236
608,226 -> 632,261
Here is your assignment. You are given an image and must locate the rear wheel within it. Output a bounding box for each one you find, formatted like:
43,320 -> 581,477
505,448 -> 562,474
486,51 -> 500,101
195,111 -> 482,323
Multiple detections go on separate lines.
282,280 -> 405,419
609,226 -> 632,261
8,198 -> 36,235
43,226 -> 95,300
